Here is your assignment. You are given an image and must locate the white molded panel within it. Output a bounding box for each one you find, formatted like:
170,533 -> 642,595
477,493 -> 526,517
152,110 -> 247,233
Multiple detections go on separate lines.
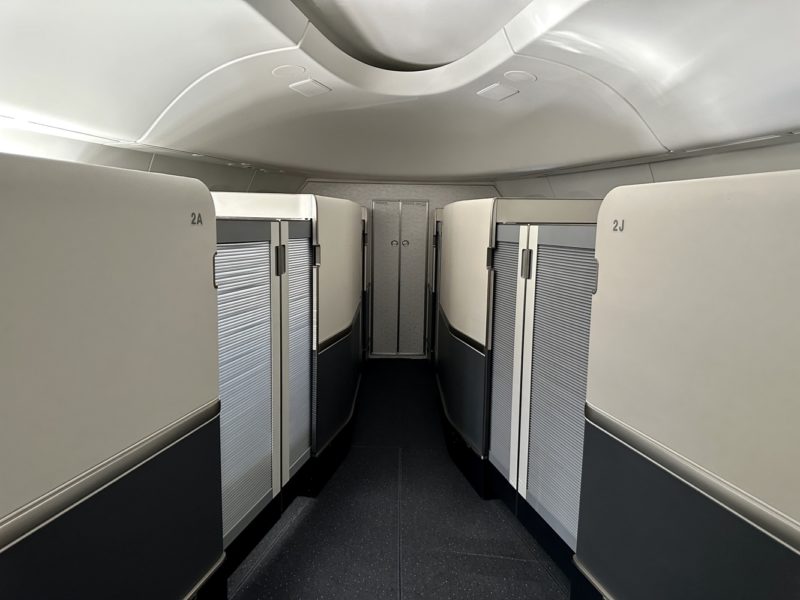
507,0 -> 800,151
294,0 -> 531,69
316,195 -> 363,343
212,192 -> 315,220
0,153 -> 217,528
141,42 -> 663,179
588,170 -> 800,548
0,0 -> 299,140
439,198 -> 495,345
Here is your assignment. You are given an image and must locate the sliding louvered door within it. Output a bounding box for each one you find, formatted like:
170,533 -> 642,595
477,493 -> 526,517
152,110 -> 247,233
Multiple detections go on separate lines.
487,223 -> 597,551
518,225 -> 597,551
216,220 -> 281,548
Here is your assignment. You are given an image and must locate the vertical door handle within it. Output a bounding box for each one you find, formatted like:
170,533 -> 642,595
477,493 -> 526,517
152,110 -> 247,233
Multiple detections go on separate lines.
520,248 -> 533,279
391,240 -> 399,246
402,240 -> 409,246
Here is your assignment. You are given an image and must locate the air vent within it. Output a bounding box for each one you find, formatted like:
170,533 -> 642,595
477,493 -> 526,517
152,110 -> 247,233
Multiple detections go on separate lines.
289,79 -> 332,98
477,82 -> 519,102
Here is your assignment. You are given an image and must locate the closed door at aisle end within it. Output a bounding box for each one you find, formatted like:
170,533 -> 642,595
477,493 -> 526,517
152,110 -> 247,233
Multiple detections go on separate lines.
371,200 -> 428,356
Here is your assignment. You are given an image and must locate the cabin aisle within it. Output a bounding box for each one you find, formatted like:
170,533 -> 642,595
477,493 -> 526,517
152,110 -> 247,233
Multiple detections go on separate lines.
230,360 -> 568,599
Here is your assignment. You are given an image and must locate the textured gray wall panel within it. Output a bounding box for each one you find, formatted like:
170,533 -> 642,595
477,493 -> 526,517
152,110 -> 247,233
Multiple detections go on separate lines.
287,239 -> 313,470
488,240 -> 519,479
216,242 -> 273,541
526,244 -> 595,550
372,201 -> 401,354
398,201 -> 428,355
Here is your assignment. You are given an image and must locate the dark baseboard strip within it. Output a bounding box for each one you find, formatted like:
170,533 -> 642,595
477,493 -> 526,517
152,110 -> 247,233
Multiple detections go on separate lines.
438,308 -> 486,355
1,399 -> 220,553
587,405 -> 799,554
0,417 -> 223,600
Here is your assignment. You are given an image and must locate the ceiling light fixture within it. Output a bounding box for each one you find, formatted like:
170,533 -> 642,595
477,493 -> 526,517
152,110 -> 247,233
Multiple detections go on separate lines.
504,70 -> 537,83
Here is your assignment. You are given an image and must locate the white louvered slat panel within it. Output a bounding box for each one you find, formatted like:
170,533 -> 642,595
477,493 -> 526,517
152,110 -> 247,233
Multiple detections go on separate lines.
489,241 -> 519,478
216,242 -> 273,541
287,238 -> 312,471
527,244 -> 596,550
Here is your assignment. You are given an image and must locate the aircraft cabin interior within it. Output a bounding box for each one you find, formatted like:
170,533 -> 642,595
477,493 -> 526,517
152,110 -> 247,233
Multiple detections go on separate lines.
2,1 -> 800,599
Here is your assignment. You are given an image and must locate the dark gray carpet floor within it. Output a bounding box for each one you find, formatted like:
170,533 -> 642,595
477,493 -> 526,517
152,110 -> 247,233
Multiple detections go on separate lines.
230,359 -> 569,600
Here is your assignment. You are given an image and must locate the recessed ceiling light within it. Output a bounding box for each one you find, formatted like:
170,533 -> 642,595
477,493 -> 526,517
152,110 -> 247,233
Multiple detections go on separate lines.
191,153 -> 201,157
476,83 -> 519,102
272,65 -> 307,79
504,70 -> 537,83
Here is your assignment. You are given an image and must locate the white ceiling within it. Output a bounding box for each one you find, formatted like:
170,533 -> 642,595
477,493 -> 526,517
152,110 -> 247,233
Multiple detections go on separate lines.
1,0 -> 799,180
291,0 -> 532,70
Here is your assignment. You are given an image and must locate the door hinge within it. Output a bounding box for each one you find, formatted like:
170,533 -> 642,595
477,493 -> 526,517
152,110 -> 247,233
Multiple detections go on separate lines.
432,233 -> 439,249
591,258 -> 599,294
486,247 -> 494,269
275,244 -> 287,276
520,248 -> 533,279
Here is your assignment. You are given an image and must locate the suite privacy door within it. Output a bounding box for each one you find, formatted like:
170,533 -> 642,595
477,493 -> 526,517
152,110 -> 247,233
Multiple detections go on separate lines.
371,200 -> 428,356
488,224 -> 597,551
216,219 -> 313,547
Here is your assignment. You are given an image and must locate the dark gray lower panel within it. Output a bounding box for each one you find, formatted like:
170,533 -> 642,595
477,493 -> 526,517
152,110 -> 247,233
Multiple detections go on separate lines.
0,417 -> 223,600
577,422 -> 800,600
435,306 -> 487,455
313,304 -> 363,453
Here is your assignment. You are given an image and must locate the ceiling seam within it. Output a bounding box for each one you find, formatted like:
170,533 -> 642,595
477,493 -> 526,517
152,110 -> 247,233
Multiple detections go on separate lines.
136,42 -> 304,144
503,27 -> 670,154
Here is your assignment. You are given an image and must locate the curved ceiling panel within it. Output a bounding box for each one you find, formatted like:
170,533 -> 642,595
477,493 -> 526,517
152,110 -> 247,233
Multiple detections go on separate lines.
291,0 -> 532,70
0,0 -> 303,141
506,0 -> 800,150
141,47 -> 664,179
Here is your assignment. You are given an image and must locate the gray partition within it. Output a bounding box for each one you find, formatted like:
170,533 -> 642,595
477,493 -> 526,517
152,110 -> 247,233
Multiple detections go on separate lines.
314,305 -> 363,453
436,307 -> 487,454
524,226 -> 596,550
215,221 -> 275,546
371,201 -> 401,354
488,226 -> 520,479
398,201 -> 428,355
371,200 -> 429,356
286,231 -> 313,476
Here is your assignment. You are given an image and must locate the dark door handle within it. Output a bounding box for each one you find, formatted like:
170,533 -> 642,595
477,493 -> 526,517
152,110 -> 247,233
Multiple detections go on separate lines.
402,240 -> 410,246
391,240 -> 399,246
